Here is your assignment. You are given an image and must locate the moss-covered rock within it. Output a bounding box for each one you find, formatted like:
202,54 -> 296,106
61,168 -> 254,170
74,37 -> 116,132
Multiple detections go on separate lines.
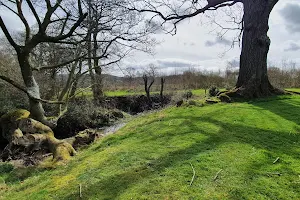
0,109 -> 30,148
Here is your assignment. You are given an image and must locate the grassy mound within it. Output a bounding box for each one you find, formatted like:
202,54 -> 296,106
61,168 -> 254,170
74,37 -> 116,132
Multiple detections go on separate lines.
1,95 -> 300,199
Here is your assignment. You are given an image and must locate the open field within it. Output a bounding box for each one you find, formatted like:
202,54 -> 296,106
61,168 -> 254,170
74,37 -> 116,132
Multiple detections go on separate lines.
77,88 -> 219,98
75,88 -> 300,98
1,95 -> 300,199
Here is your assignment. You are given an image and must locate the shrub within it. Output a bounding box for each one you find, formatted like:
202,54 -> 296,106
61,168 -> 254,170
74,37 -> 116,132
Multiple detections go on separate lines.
0,163 -> 14,174
183,90 -> 193,99
54,101 -> 124,139
209,86 -> 220,97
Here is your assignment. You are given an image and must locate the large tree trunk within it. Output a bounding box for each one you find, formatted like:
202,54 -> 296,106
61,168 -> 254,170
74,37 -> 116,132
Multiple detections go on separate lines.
234,0 -> 281,98
18,52 -> 48,125
92,22 -> 104,103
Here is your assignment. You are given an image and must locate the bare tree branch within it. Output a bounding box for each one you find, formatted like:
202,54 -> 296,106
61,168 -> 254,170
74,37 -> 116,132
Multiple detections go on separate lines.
25,0 -> 42,28
0,75 -> 65,104
35,54 -> 87,71
0,17 -> 20,51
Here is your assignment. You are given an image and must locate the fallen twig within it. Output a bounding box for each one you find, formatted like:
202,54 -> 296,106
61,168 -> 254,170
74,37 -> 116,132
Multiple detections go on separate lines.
79,184 -> 82,198
266,172 -> 281,177
189,163 -> 195,186
273,157 -> 280,164
213,169 -> 223,181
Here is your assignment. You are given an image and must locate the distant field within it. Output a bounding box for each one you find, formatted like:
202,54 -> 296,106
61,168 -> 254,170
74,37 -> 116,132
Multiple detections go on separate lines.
103,89 -> 225,97
76,88 -> 300,98
77,89 -> 209,98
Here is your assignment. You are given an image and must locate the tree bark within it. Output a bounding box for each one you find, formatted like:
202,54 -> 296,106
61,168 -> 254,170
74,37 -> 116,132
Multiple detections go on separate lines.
58,62 -> 78,102
93,62 -> 104,103
160,77 -> 165,105
91,15 -> 104,103
234,0 -> 281,98
17,51 -> 49,126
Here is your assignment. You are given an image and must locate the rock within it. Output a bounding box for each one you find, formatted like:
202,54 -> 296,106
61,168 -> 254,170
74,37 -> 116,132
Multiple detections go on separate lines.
176,100 -> 184,107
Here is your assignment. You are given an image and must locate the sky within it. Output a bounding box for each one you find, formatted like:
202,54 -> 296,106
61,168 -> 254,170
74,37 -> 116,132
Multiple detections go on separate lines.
1,0 -> 300,77
114,0 -> 300,76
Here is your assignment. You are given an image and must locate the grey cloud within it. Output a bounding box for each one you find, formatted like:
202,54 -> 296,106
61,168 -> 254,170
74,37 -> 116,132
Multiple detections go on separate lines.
119,58 -> 200,76
205,37 -> 231,47
183,42 -> 195,46
280,3 -> 300,33
156,59 -> 196,68
284,42 -> 300,52
226,58 -> 240,68
118,57 -> 228,77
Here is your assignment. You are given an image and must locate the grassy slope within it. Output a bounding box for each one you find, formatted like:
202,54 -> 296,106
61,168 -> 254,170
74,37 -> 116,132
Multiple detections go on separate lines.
1,96 -> 300,199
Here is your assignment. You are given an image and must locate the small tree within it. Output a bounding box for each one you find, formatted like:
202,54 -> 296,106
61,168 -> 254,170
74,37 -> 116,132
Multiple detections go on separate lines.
142,65 -> 156,104
160,77 -> 166,104
0,0 -> 87,125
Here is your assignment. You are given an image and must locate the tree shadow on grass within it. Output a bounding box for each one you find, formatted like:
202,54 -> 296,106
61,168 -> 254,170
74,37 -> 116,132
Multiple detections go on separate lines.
251,97 -> 300,126
60,113 -> 300,199
5,102 -> 300,199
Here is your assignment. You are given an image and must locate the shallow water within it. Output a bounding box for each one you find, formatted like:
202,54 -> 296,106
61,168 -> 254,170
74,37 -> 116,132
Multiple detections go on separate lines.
102,123 -> 127,135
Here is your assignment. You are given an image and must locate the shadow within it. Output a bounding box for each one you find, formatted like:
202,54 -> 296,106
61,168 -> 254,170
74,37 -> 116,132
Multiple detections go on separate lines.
60,113 -> 300,199
251,96 -> 300,125
4,101 -> 300,199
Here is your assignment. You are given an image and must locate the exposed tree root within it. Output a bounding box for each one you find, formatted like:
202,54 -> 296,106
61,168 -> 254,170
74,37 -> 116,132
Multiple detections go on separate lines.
284,90 -> 300,95
0,110 -> 101,165
224,85 -> 286,99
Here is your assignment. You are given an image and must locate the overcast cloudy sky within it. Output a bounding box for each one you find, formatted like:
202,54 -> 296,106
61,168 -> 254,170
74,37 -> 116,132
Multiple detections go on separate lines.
1,0 -> 300,76
114,0 -> 300,76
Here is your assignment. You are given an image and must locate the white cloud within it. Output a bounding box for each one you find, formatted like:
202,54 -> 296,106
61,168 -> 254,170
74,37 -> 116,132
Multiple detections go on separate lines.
2,0 -> 300,77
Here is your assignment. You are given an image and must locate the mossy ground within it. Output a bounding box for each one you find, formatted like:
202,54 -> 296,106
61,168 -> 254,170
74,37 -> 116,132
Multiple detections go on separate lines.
1,95 -> 300,199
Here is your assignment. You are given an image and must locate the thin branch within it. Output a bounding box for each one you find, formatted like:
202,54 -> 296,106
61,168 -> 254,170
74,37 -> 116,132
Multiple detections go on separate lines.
213,169 -> 223,181
35,54 -> 86,71
0,75 -> 65,104
16,0 -> 31,43
0,75 -> 27,93
0,17 -> 20,51
189,163 -> 196,186
25,0 -> 42,28
1,2 -> 19,16
128,0 -> 240,22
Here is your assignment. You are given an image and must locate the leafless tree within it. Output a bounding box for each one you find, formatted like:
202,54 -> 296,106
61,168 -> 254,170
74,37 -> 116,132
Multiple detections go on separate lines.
0,0 -> 87,125
126,0 -> 282,98
83,0 -> 157,103
142,65 -> 156,104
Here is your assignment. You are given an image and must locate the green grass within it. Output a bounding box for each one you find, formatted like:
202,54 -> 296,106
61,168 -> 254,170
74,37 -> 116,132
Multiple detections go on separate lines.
78,88 -> 300,98
286,88 -> 300,93
2,95 -> 300,199
80,89 -> 207,97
